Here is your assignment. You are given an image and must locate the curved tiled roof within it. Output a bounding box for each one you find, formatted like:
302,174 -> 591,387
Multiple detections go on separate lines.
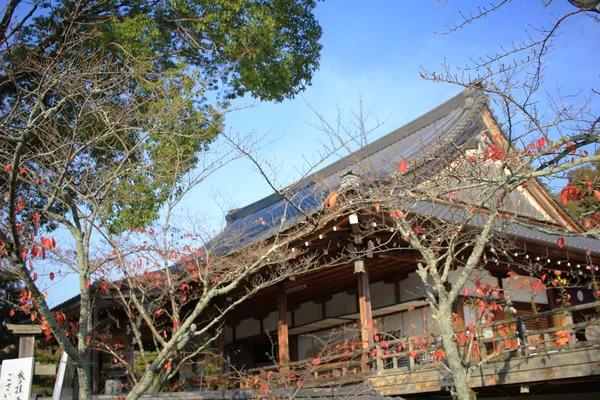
215,88 -> 600,255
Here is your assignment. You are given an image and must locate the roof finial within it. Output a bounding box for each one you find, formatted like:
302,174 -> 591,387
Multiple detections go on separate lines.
341,171 -> 360,191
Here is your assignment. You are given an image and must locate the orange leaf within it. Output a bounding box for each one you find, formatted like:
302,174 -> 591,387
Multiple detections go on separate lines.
9,309 -> 14,317
296,379 -> 302,388
594,190 -> 600,201
33,212 -> 40,226
374,203 -> 380,213
325,190 -> 339,208
557,236 -> 565,248
398,159 -> 407,173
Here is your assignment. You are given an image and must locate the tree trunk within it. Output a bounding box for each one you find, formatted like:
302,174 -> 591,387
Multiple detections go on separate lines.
437,299 -> 477,400
77,364 -> 92,400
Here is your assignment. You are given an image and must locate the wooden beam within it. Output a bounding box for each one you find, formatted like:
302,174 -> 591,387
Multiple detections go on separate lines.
357,260 -> 373,372
277,285 -> 290,365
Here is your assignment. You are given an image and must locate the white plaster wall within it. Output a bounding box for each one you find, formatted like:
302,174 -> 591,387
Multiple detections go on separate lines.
402,308 -> 425,336
263,311 -> 277,333
236,318 -> 260,339
370,281 -> 395,309
422,306 -> 437,333
325,292 -> 345,317
225,326 -> 234,345
382,312 -> 403,332
448,267 -> 499,294
344,292 -> 357,314
295,301 -> 321,326
297,335 -> 313,360
502,275 -> 548,304
463,304 -> 493,338
400,273 -> 425,301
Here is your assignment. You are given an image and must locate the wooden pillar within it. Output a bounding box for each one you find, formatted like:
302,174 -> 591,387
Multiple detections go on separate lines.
277,285 -> 290,366
356,260 -> 373,372
546,288 -> 566,328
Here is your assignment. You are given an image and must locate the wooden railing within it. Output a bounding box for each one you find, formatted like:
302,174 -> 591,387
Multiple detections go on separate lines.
221,301 -> 600,389
236,351 -> 365,389
371,301 -> 600,374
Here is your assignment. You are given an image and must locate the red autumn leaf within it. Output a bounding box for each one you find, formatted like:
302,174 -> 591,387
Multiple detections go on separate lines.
49,272 -> 55,281
398,159 -> 407,173
566,142 -> 576,154
163,361 -> 171,370
85,279 -> 91,289
296,379 -> 302,389
537,137 -> 545,147
311,357 -> 320,365
557,236 -> 565,248
469,206 -> 476,215
3,163 -> 11,172
463,288 -> 468,297
9,309 -> 14,317
594,190 -> 600,201
324,190 -> 339,208
33,212 -> 40,226
31,246 -> 39,258
33,273 -> 38,282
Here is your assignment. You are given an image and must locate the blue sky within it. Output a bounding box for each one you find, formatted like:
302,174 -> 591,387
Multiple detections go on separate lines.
41,0 -> 599,306
184,0 -> 599,224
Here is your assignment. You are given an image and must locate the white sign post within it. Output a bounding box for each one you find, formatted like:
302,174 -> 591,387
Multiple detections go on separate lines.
0,357 -> 35,400
52,352 -> 69,400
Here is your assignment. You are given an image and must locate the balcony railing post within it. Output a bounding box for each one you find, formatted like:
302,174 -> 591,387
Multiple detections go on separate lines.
407,341 -> 415,372
517,317 -> 528,356
564,310 -> 576,348
376,344 -> 384,373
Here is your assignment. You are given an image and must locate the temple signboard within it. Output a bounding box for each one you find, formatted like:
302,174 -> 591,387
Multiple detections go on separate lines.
0,357 -> 35,400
